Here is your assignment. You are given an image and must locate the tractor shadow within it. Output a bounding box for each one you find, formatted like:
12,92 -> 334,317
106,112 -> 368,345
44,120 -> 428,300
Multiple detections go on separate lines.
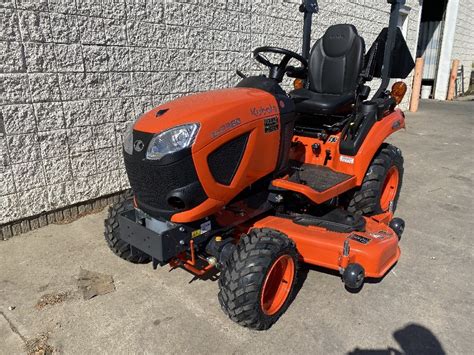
294,266 -> 446,354
293,264 -> 311,296
348,323 -> 446,355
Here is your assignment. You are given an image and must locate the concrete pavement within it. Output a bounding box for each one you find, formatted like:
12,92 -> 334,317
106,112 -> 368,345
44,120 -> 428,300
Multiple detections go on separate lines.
1,100 -> 473,354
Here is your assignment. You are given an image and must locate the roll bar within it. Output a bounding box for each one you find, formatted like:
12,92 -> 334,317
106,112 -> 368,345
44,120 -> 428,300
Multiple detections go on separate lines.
373,0 -> 406,99
299,0 -> 406,98
300,0 -> 319,60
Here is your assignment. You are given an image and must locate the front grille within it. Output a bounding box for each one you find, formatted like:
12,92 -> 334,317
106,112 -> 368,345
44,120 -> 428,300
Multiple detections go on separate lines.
208,133 -> 249,185
123,151 -> 206,216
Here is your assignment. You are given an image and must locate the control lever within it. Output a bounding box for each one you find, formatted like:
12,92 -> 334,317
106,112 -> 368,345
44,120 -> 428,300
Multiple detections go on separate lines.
312,143 -> 321,156
316,132 -> 328,141
291,166 -> 305,185
236,70 -> 247,79
324,149 -> 332,166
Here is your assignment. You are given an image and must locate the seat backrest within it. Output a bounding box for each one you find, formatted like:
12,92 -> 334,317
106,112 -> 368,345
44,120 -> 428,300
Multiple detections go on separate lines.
308,24 -> 365,95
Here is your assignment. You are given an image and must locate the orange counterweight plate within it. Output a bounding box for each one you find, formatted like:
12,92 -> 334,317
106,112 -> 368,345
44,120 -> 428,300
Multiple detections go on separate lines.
252,216 -> 400,278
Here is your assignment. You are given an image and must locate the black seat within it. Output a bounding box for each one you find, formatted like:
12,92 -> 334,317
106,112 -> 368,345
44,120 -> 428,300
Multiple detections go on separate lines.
291,24 -> 365,115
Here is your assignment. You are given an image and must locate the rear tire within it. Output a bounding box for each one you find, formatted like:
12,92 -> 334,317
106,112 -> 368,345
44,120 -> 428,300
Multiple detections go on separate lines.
218,229 -> 298,330
104,197 -> 151,264
348,143 -> 403,216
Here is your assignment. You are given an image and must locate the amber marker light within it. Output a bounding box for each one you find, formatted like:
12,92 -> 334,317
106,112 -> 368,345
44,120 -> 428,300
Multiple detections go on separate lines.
391,81 -> 407,105
293,79 -> 304,90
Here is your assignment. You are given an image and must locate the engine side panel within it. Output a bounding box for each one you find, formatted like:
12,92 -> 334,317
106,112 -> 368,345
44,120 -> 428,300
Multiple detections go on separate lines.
172,115 -> 281,223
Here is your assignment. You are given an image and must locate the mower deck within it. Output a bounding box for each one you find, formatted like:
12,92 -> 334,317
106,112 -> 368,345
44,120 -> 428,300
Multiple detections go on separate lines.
253,214 -> 400,278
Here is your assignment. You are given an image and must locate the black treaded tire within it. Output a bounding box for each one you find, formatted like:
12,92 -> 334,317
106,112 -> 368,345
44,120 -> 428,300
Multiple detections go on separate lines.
348,143 -> 404,216
104,197 -> 151,264
218,228 -> 298,330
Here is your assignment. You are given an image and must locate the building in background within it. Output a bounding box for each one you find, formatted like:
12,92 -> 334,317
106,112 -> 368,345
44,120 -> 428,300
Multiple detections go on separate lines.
0,0 -> 472,236
416,0 -> 473,99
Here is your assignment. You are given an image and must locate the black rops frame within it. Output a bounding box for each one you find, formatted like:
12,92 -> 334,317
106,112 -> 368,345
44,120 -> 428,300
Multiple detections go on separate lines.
373,0 -> 406,99
299,0 -> 406,98
300,0 -> 319,60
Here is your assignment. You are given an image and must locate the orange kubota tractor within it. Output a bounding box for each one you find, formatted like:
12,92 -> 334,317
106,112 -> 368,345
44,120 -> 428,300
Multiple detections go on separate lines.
105,0 -> 414,330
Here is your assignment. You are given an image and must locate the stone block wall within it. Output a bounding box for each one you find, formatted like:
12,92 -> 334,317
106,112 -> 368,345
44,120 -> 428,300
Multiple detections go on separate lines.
0,0 -> 420,228
451,0 -> 474,94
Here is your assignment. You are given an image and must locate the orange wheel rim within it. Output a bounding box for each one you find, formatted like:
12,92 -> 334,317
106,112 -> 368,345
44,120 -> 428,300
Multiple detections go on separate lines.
260,255 -> 295,316
380,166 -> 400,211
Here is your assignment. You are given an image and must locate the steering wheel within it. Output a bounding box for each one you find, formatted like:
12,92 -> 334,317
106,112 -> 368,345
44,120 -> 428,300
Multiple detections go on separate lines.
253,46 -> 308,83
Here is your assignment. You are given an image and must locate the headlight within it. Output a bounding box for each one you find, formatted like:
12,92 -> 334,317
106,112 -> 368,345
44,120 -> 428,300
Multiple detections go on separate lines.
123,123 -> 134,155
146,123 -> 200,160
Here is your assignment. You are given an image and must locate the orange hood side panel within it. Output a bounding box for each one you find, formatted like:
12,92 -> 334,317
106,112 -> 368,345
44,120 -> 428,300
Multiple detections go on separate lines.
133,88 -> 280,151
150,88 -> 283,223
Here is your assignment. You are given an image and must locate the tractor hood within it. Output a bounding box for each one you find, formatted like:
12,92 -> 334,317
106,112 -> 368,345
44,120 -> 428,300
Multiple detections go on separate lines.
133,88 -> 279,152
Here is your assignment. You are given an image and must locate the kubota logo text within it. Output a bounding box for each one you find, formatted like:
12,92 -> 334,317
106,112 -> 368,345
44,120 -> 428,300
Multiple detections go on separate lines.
250,104 -> 278,117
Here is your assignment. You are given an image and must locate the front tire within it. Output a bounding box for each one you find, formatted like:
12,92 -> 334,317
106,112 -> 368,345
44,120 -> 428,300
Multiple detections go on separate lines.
218,229 -> 298,330
104,198 -> 151,264
348,144 -> 404,216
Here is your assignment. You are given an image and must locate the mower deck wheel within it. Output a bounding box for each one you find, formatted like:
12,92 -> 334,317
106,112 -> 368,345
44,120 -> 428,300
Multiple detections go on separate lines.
104,196 -> 151,264
348,143 -> 404,216
218,228 -> 298,330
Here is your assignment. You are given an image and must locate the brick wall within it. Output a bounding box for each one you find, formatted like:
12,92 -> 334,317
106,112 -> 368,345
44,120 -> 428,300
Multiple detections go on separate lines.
451,0 -> 474,94
0,0 -> 420,227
